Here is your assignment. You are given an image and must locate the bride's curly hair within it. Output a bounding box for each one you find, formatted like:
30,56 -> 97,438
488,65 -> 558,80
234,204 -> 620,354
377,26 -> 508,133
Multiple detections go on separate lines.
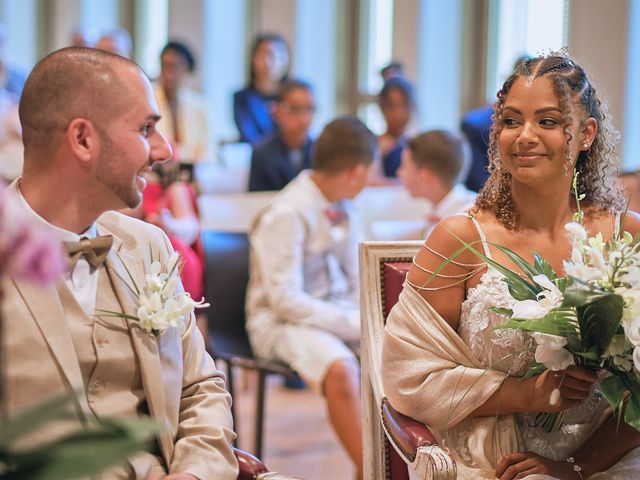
473,55 -> 625,230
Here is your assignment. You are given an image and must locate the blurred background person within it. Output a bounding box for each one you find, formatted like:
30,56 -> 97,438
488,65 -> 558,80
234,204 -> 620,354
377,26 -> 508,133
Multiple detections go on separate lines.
397,130 -> 476,237
380,61 -> 404,82
154,40 -> 210,171
461,54 -> 531,192
95,27 -> 132,58
0,57 -> 22,182
0,23 -> 26,97
460,102 -> 493,192
619,169 -> 640,212
248,79 -> 315,192
69,25 -> 97,47
234,33 -> 290,145
369,76 -> 415,184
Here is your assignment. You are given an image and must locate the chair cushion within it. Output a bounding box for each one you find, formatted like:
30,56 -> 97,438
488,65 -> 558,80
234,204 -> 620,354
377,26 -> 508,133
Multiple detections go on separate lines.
382,262 -> 411,319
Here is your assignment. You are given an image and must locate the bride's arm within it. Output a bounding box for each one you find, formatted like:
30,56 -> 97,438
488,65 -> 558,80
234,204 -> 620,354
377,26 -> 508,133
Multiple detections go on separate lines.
572,412 -> 640,478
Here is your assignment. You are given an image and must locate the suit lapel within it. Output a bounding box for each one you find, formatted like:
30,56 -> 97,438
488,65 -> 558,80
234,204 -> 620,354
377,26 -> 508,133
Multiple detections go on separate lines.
98,223 -> 174,462
10,276 -> 90,413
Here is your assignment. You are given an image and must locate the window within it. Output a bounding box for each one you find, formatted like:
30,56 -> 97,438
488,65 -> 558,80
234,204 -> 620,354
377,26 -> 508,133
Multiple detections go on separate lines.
358,0 -> 394,133
486,0 -> 568,101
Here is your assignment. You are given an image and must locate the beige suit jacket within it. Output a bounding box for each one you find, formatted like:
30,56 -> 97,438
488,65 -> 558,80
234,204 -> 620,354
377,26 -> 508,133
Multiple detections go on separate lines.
2,210 -> 238,479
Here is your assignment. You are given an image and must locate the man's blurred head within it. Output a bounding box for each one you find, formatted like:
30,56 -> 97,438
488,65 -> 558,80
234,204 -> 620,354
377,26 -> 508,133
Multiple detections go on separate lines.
95,28 -> 132,58
273,79 -> 315,149
398,130 -> 470,200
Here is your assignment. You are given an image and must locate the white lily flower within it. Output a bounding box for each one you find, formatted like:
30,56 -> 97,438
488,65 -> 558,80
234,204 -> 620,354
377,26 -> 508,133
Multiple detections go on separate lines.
511,300 -> 549,319
531,332 -> 575,371
624,316 -> 640,347
511,275 -> 563,320
99,251 -> 210,336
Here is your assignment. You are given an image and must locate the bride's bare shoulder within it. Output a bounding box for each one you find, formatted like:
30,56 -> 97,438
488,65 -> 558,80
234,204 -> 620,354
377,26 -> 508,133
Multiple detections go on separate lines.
423,209 -> 496,260
621,209 -> 640,236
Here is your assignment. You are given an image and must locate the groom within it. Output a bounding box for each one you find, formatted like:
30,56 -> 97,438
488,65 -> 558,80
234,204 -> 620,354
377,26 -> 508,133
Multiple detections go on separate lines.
1,48 -> 238,479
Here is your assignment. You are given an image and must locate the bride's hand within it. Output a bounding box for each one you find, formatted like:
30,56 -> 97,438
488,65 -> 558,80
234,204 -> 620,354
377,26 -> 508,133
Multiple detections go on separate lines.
496,452 -> 585,480
530,366 -> 598,413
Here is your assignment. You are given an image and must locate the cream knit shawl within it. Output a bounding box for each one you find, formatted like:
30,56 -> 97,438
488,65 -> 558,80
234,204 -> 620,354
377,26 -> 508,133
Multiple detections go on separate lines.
382,285 -> 522,479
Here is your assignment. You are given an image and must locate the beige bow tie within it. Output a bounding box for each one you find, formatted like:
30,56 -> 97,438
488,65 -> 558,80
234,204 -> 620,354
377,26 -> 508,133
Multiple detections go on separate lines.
64,235 -> 114,270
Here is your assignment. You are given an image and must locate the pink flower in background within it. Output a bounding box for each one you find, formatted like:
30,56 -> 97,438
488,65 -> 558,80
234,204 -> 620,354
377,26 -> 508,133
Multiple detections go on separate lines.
0,182 -> 65,285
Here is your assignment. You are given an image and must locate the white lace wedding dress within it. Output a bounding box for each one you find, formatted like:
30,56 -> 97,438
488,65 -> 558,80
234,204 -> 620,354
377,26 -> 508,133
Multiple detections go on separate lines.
456,217 -> 640,479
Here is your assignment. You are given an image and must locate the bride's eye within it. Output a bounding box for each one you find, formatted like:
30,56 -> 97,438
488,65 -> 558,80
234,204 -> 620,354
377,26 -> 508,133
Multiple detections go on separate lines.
540,118 -> 559,127
501,117 -> 519,128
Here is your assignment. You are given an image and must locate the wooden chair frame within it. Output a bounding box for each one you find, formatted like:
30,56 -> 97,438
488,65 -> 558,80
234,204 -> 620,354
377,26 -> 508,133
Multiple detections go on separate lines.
359,241 -> 456,480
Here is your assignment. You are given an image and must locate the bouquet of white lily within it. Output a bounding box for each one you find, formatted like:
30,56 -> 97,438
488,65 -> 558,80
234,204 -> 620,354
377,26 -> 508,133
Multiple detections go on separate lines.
98,251 -> 209,336
436,174 -> 640,433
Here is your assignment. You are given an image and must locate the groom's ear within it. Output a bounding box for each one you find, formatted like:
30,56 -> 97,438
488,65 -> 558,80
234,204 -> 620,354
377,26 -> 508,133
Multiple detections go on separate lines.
66,117 -> 98,163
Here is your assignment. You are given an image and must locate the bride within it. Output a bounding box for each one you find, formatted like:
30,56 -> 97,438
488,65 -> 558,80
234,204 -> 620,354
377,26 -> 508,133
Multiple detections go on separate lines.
382,54 -> 640,479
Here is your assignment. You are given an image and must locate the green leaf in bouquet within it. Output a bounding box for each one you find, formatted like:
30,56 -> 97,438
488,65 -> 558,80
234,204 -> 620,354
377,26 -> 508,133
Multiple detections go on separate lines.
600,375 -> 626,414
577,293 -> 624,356
0,418 -> 158,480
489,244 -> 546,282
565,330 -> 583,354
523,362 -> 546,378
572,348 -> 600,362
495,308 -> 577,336
505,278 -> 538,301
0,392 -> 79,446
561,278 -> 608,308
533,253 -> 558,280
624,394 -> 640,433
490,307 -> 513,317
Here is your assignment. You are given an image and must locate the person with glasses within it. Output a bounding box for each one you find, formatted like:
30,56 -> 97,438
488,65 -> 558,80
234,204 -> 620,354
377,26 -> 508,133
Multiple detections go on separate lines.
248,79 -> 315,192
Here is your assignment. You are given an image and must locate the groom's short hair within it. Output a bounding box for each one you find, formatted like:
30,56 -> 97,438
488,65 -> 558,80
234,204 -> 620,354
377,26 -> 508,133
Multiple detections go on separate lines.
19,47 -> 141,156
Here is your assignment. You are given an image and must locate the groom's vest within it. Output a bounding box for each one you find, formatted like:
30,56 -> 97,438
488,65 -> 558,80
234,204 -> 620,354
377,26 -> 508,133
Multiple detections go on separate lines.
56,264 -> 144,419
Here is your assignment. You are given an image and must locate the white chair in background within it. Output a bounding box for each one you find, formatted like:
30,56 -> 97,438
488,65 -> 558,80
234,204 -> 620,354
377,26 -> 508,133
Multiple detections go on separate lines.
354,186 -> 433,241
198,191 -> 275,233
195,142 -> 253,194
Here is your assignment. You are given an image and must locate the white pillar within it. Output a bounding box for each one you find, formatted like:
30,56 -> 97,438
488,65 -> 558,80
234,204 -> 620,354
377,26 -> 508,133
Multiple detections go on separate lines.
624,0 -> 640,169
417,0 -> 464,130
134,0 -> 169,79
203,0 -> 248,144
295,0 -> 338,134
80,0 -> 119,34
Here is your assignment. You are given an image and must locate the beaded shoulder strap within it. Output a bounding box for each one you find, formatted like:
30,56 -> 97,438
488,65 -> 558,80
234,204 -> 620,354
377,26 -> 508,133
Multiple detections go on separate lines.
467,214 -> 492,259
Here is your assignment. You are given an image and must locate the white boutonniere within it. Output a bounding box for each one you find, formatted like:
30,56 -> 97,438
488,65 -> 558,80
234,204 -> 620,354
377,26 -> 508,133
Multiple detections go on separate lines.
97,251 -> 209,336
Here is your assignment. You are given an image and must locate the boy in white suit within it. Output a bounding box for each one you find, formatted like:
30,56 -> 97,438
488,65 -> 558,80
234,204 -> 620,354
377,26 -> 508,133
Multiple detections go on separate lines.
246,117 -> 377,479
